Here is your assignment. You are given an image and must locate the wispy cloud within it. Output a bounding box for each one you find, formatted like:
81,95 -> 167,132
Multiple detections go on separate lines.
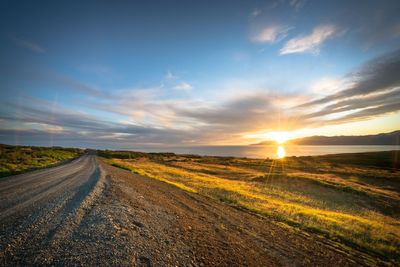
1,64 -> 103,96
302,87 -> 400,122
38,69 -> 103,96
251,8 -> 261,17
173,82 -> 193,91
289,0 -> 307,11
310,77 -> 344,96
301,49 -> 400,107
280,24 -> 338,55
0,96 -> 191,147
252,25 -> 293,43
10,36 -> 46,53
298,48 -> 400,125
1,49 -> 399,147
164,71 -> 177,80
162,71 -> 195,92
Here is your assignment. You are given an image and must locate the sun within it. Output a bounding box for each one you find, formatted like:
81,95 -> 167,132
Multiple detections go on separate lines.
271,131 -> 290,144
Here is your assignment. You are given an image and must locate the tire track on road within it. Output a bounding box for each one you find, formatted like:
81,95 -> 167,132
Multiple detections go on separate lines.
0,155 -> 107,266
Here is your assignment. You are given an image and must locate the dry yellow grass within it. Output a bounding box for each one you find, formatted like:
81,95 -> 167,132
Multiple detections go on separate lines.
104,153 -> 400,263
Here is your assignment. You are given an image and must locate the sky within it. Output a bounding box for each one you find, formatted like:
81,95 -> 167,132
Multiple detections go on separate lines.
0,0 -> 400,149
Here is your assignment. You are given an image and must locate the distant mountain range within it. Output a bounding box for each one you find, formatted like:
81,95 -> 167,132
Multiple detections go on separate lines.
256,131 -> 400,146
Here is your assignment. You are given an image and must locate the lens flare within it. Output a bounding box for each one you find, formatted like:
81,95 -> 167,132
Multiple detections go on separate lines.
277,145 -> 286,159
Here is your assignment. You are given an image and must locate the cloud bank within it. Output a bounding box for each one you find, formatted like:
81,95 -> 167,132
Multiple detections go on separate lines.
1,48 -> 399,148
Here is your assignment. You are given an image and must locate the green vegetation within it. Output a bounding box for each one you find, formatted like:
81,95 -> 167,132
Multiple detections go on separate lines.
100,149 -> 400,264
0,144 -> 83,177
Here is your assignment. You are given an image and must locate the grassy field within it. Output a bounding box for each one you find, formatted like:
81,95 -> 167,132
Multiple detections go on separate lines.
0,144 -> 83,177
99,149 -> 400,264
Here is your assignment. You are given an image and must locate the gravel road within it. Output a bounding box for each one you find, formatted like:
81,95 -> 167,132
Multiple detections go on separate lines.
0,155 -> 379,266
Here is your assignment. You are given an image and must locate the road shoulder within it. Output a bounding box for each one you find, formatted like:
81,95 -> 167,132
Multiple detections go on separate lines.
97,159 -> 378,266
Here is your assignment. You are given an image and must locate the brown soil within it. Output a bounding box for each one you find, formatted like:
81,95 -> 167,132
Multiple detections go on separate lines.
0,155 -> 380,266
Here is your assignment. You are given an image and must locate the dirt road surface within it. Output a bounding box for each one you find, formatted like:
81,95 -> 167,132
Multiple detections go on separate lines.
0,155 -> 379,266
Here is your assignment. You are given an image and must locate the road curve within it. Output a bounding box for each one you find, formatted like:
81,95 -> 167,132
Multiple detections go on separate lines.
0,154 -> 107,265
0,155 -> 380,266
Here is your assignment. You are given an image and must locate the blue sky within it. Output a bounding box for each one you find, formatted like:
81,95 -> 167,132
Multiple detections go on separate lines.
1,0 -> 400,148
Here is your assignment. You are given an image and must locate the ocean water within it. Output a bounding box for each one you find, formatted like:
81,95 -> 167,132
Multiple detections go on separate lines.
132,145 -> 400,159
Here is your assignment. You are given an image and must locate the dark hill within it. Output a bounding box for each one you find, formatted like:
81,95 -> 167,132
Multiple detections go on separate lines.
256,130 -> 400,145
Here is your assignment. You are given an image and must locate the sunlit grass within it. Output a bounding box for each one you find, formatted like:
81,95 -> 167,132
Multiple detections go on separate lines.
0,144 -> 82,177
102,151 -> 400,263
